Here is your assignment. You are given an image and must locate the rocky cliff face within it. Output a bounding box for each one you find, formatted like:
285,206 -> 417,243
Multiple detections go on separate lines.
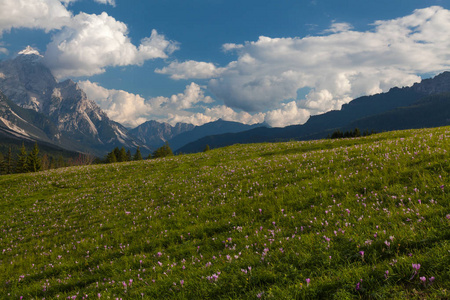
130,120 -> 195,149
0,53 -> 145,155
411,71 -> 450,95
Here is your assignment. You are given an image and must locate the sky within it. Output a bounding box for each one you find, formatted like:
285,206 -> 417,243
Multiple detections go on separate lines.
1,0 -> 450,128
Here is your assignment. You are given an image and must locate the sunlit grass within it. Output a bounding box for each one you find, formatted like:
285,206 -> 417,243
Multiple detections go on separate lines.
1,126 -> 449,299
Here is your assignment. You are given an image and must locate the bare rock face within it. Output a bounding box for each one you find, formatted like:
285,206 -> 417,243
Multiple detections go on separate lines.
130,120 -> 195,149
411,72 -> 450,95
0,54 -> 56,111
0,53 -> 146,156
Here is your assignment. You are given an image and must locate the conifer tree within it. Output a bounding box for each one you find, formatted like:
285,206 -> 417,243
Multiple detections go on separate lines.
119,147 -> 128,162
113,147 -> 121,162
27,143 -> 42,172
126,149 -> 132,161
203,144 -> 210,152
133,147 -> 143,160
16,143 -> 28,173
106,151 -> 117,163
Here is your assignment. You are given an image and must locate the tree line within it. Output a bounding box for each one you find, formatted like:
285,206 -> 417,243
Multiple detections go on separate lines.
104,142 -> 175,164
328,128 -> 376,139
0,142 -> 97,175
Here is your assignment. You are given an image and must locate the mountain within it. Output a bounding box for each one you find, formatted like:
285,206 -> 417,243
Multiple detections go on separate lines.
177,72 -> 450,153
130,120 -> 195,149
346,92 -> 450,133
0,90 -> 59,143
168,119 -> 266,152
0,54 -> 147,156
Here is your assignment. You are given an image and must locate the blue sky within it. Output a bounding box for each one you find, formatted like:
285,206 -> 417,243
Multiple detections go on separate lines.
1,0 -> 450,127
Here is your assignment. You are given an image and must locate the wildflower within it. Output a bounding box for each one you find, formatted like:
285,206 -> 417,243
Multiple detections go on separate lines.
180,280 -> 184,287
420,276 -> 426,284
355,279 -> 363,291
359,251 -> 364,258
411,263 -> 421,279
429,277 -> 435,283
384,270 -> 389,279
306,278 -> 310,286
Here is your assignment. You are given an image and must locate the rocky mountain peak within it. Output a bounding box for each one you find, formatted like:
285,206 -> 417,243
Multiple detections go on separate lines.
411,71 -> 450,95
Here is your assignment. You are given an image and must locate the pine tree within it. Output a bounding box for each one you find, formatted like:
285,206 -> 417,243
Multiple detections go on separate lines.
119,147 -> 128,162
126,149 -> 132,161
133,147 -> 143,160
16,143 -> 28,173
27,143 -> 42,172
106,151 -> 117,163
113,147 -> 121,162
203,145 -> 210,152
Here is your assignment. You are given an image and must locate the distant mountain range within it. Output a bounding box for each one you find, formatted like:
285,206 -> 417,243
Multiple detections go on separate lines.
0,53 -> 267,156
177,72 -> 450,153
131,119 -> 265,152
1,51 -> 449,157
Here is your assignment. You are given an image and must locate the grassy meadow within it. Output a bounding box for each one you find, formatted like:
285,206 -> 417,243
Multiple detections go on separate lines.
0,126 -> 449,299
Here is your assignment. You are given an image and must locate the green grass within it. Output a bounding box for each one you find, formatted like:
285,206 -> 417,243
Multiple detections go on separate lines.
1,126 -> 449,299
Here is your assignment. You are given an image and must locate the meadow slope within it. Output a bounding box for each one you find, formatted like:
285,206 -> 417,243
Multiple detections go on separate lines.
1,127 -> 449,299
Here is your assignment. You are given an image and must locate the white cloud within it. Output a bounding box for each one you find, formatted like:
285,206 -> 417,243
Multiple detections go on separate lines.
322,21 -> 353,34
93,0 -> 115,6
222,43 -> 244,52
79,80 -> 152,128
166,82 -> 214,109
79,81 -> 223,127
265,102 -> 310,128
44,12 -> 178,78
0,0 -> 72,34
155,60 -> 226,80
0,1 -> 177,78
159,6 -> 450,127
165,106 -> 265,127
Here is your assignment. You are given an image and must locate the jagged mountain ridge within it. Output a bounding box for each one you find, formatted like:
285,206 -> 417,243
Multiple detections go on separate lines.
130,120 -> 195,149
177,72 -> 450,153
0,91 -> 59,143
0,54 -> 147,156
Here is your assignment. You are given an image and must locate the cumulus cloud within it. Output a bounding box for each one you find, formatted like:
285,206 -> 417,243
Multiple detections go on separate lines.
0,1 -> 177,78
155,60 -> 226,80
78,80 -> 152,127
44,12 -> 178,78
0,0 -> 72,34
265,102 -> 310,128
79,81 -> 224,127
158,6 -> 450,127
